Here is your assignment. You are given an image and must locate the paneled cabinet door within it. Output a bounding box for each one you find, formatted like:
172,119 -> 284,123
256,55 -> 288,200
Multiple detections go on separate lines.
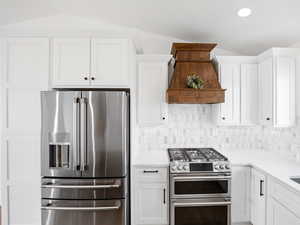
258,58 -> 273,125
268,198 -> 300,225
274,56 -> 295,127
137,58 -> 169,126
135,182 -> 168,225
251,169 -> 266,225
52,38 -> 90,86
241,64 -> 258,125
231,166 -> 251,223
218,63 -> 240,125
91,38 -> 129,86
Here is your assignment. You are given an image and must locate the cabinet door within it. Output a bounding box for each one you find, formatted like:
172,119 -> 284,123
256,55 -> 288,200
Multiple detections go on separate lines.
137,62 -> 168,126
91,38 -> 129,86
251,169 -> 266,225
258,58 -> 273,125
268,198 -> 300,225
231,166 -> 251,223
52,38 -> 90,86
1,38 -> 49,225
218,63 -> 240,125
135,182 -> 168,225
241,64 -> 258,125
274,56 -> 295,127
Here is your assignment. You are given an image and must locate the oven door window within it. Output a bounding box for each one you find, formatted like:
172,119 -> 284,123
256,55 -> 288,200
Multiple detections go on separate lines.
175,205 -> 228,225
174,179 -> 228,195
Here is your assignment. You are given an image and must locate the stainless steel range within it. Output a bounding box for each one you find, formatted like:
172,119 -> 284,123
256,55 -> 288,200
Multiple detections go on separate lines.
168,148 -> 231,225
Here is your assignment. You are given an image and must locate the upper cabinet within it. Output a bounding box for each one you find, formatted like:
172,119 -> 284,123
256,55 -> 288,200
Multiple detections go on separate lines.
136,55 -> 172,126
91,39 -> 129,86
53,38 -> 90,86
258,48 -> 297,127
214,56 -> 258,126
52,38 -> 130,87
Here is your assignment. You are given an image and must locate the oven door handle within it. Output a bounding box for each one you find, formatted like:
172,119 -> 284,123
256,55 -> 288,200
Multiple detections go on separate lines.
173,201 -> 231,207
173,176 -> 231,181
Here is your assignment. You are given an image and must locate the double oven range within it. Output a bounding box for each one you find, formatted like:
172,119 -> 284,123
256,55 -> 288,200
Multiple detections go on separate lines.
40,90 -> 129,225
168,148 -> 231,225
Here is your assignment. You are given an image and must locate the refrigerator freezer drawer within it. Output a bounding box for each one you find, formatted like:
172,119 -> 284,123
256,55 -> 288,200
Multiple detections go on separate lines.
41,178 -> 127,200
42,199 -> 128,225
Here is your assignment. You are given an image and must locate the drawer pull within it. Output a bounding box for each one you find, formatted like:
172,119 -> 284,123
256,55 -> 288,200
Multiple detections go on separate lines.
143,170 -> 159,173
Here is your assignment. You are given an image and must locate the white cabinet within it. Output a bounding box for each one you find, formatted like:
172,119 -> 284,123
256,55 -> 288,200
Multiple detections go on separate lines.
258,49 -> 297,127
241,64 -> 259,125
52,38 -> 130,87
1,38 -> 49,225
267,177 -> 300,225
258,58 -> 273,126
134,167 -> 168,225
218,63 -> 241,125
251,168 -> 266,225
136,55 -> 172,126
268,198 -> 300,225
231,166 -> 251,223
53,38 -> 90,86
214,57 -> 258,126
91,38 -> 129,86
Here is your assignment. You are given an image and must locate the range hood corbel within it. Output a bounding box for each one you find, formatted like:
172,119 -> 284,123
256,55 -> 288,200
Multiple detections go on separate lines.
167,43 -> 226,104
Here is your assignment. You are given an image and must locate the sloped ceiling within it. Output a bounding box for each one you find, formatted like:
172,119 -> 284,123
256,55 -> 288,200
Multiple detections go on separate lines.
1,0 -> 300,55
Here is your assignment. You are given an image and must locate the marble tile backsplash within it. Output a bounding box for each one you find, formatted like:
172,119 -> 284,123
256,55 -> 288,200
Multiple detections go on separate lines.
137,104 -> 300,160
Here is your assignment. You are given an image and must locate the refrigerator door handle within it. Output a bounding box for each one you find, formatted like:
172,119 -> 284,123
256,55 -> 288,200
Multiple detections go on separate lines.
80,97 -> 87,171
41,184 -> 121,189
73,97 -> 80,170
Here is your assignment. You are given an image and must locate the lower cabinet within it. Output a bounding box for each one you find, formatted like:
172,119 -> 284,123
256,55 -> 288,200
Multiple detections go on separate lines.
268,198 -> 300,225
231,166 -> 251,223
133,167 -> 168,225
251,168 -> 266,225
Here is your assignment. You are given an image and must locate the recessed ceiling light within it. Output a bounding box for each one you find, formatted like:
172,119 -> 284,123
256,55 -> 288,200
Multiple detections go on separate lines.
237,8 -> 252,17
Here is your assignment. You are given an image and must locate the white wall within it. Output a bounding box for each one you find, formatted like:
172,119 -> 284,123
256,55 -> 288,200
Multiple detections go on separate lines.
0,14 -> 239,55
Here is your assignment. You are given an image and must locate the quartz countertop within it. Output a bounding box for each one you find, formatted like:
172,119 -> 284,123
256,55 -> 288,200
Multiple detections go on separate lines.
133,149 -> 300,193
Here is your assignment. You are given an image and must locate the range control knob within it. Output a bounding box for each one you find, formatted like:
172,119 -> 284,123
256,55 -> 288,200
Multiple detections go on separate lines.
225,165 -> 230,170
214,165 -> 219,170
219,164 -> 224,170
183,165 -> 189,171
171,166 -> 177,171
177,165 -> 183,171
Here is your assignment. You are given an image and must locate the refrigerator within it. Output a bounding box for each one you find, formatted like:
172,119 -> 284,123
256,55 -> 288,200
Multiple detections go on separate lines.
40,90 -> 129,225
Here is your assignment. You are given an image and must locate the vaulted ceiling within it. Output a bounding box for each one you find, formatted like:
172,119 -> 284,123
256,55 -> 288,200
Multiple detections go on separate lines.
1,0 -> 300,54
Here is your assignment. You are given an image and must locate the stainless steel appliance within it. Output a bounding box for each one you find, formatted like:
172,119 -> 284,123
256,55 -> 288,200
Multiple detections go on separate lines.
40,90 -> 129,225
168,148 -> 231,225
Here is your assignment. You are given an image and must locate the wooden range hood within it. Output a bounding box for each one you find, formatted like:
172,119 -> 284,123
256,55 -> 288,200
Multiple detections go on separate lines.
167,43 -> 225,104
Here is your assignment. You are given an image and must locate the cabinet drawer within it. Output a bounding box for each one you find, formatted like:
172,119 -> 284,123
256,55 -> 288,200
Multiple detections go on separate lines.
269,178 -> 300,216
135,167 -> 168,182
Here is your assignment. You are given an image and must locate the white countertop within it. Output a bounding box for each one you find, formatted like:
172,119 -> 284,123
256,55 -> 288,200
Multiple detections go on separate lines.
133,149 -> 300,194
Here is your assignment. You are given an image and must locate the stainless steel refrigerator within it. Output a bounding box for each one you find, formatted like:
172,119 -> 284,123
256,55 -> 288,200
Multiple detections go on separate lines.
40,90 -> 129,225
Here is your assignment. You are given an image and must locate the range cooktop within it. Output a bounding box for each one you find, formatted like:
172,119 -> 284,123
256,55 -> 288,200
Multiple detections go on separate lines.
168,148 -> 230,173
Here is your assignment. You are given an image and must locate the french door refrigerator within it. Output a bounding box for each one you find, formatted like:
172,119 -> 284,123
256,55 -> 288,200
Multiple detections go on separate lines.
40,90 -> 129,225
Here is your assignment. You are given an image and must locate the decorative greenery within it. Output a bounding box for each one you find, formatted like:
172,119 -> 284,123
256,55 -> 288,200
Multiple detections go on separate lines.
186,74 -> 204,89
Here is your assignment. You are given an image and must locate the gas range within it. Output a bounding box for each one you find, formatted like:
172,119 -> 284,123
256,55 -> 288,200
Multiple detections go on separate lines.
168,148 -> 231,173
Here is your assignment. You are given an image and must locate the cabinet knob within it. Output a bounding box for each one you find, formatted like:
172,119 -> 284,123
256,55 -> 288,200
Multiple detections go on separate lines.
91,77 -> 95,81
84,77 -> 88,80
266,117 -> 270,121
162,117 -> 166,120
222,117 -> 226,120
